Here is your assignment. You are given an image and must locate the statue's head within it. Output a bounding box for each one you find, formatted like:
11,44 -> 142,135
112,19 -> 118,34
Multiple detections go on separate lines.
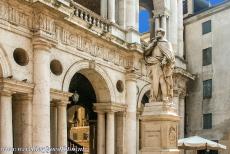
156,28 -> 166,39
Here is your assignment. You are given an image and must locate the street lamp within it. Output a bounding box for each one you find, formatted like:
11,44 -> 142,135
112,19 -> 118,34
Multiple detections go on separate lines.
71,91 -> 79,127
72,91 -> 79,103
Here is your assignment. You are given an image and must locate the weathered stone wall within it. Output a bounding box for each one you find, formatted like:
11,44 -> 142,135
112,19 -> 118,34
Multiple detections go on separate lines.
185,2 -> 230,152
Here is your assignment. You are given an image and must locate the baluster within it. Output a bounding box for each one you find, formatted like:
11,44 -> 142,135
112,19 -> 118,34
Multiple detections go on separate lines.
104,25 -> 108,31
89,16 -> 92,24
97,20 -> 100,27
80,11 -> 84,19
101,23 -> 104,29
93,18 -> 96,26
84,13 -> 88,22
74,8 -> 79,17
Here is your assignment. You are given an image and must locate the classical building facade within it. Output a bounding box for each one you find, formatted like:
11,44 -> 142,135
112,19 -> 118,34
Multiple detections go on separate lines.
0,0 -> 191,154
184,1 -> 230,154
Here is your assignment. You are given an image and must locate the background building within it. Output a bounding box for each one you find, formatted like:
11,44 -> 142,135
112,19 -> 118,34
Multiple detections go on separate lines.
184,0 -> 230,153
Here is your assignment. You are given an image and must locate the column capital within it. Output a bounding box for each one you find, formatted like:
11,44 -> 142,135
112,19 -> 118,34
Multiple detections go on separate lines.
116,111 -> 127,117
0,90 -> 13,97
13,93 -> 33,102
32,37 -> 52,51
0,78 -> 34,95
56,100 -> 70,107
125,72 -> 138,82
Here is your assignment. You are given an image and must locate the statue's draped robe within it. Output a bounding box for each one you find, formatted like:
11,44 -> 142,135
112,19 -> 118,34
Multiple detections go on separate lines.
144,39 -> 175,101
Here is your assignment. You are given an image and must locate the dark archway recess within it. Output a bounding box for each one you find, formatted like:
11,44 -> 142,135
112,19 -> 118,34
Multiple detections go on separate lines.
68,72 -> 97,120
141,90 -> 150,105
68,72 -> 97,154
73,0 -> 101,15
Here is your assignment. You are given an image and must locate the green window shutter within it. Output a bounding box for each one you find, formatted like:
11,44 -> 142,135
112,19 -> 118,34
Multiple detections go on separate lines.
203,47 -> 212,66
202,20 -> 212,35
203,113 -> 212,129
203,79 -> 212,99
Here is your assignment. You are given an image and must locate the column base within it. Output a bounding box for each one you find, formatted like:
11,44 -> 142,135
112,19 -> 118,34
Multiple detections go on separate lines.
140,101 -> 180,154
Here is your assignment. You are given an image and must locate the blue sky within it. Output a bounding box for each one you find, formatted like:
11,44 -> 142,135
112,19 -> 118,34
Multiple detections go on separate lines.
139,0 -> 226,33
209,0 -> 225,5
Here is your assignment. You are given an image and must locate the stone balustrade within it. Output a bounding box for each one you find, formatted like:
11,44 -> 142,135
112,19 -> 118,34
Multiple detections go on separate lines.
71,1 -> 109,32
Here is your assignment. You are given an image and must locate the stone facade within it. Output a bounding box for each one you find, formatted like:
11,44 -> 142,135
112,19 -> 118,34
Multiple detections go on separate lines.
0,0 -> 191,154
184,1 -> 230,154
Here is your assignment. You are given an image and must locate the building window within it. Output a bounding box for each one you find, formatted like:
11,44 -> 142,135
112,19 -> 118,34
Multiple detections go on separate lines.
203,47 -> 212,66
183,0 -> 188,14
203,79 -> 212,99
202,20 -> 212,34
203,113 -> 212,129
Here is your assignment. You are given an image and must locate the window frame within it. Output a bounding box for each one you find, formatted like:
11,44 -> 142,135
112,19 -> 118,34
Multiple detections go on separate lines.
203,79 -> 212,99
203,113 -> 212,129
202,47 -> 212,66
202,20 -> 212,35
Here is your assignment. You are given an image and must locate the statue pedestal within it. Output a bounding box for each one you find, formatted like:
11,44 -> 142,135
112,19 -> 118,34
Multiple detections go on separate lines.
140,102 -> 180,154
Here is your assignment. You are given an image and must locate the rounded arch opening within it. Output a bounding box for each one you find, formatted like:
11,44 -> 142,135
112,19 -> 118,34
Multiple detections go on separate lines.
65,62 -> 114,154
62,60 -> 116,103
137,84 -> 151,109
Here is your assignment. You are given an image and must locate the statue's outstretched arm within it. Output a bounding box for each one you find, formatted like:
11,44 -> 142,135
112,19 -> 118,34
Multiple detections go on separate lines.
144,40 -> 157,57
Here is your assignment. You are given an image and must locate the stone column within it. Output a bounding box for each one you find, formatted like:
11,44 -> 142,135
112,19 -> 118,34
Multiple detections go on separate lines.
108,0 -> 116,23
178,0 -> 184,58
100,0 -> 108,18
97,112 -> 105,154
161,15 -> 167,37
51,102 -> 57,154
135,0 -> 139,30
136,111 -> 141,154
155,16 -> 160,34
118,0 -> 126,28
32,38 -> 51,152
106,112 -> 115,154
0,90 -> 13,154
179,97 -> 185,138
150,17 -> 155,39
13,94 -> 33,154
116,112 -> 126,154
125,73 -> 137,154
169,0 -> 178,52
57,101 -> 68,154
126,0 -> 136,28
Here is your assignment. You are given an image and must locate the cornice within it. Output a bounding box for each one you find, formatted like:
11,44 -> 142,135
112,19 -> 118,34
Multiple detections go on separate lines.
50,88 -> 73,102
93,103 -> 127,113
0,78 -> 34,94
184,1 -> 230,25
174,67 -> 195,80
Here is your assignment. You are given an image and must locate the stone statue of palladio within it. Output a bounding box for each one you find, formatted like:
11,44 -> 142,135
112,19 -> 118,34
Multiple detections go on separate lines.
144,28 -> 175,103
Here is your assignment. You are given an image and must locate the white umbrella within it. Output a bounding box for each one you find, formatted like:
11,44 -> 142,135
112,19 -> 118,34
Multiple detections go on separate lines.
178,136 -> 227,150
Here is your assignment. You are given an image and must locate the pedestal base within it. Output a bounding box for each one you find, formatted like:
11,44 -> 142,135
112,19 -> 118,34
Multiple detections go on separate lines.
140,102 -> 180,154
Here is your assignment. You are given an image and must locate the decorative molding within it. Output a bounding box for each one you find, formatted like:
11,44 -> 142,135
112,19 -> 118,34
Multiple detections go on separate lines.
93,103 -> 127,113
0,78 -> 34,94
50,88 -> 72,102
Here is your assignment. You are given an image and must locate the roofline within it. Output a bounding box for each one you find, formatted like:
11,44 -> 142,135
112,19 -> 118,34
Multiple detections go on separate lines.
184,0 -> 230,25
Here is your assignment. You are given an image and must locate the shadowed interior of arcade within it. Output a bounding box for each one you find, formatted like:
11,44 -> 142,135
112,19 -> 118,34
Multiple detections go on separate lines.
67,72 -> 97,154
